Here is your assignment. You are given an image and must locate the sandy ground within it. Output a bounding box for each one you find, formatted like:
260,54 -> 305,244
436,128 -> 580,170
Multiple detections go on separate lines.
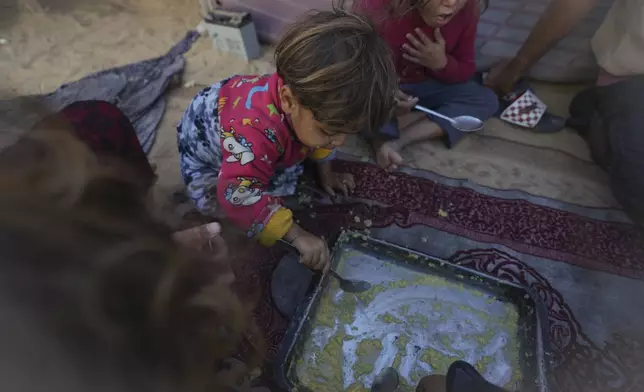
0,0 -> 617,214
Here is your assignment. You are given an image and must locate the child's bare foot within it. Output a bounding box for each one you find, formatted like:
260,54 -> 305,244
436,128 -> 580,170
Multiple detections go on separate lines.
373,139 -> 403,171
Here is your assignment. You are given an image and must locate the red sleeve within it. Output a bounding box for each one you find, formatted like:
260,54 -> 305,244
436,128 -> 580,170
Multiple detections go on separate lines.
217,120 -> 293,245
431,2 -> 478,83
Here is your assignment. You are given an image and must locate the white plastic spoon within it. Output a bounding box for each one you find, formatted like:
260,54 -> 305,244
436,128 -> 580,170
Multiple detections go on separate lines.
414,104 -> 484,132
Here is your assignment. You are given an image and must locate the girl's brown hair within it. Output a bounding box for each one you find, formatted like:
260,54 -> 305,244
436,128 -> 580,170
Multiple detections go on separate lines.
274,8 -> 398,136
348,0 -> 430,18
0,121 -> 261,392
385,0 -> 429,17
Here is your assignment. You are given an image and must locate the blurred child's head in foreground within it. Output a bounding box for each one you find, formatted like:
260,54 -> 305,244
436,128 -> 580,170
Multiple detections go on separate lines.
0,117 -> 260,392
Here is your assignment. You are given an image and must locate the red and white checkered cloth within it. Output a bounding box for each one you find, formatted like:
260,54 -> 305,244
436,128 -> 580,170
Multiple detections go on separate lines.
500,89 -> 547,128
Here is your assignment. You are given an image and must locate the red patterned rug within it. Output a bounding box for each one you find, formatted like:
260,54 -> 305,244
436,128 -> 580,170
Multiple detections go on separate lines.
231,160 -> 644,392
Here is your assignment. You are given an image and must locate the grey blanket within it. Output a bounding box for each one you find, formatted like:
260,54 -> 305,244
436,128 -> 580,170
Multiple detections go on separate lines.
0,30 -> 200,153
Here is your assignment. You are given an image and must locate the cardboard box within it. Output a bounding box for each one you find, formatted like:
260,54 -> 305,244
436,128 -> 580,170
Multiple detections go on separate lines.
203,9 -> 261,61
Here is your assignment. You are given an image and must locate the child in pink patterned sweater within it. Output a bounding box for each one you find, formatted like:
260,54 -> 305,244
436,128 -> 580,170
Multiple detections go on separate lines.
178,9 -> 397,270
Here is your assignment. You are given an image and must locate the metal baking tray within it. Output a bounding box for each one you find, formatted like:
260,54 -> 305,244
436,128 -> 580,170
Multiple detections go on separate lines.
274,231 -> 554,392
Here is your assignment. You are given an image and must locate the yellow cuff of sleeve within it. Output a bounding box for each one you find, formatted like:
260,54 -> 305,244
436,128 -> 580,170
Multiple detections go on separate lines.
258,207 -> 293,246
309,148 -> 334,161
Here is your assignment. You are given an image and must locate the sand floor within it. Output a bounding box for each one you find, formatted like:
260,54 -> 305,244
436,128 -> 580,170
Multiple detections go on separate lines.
0,0 -> 617,214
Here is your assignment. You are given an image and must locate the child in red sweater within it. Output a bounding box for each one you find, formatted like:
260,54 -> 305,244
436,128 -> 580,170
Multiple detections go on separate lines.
177,10 -> 397,270
356,0 -> 498,170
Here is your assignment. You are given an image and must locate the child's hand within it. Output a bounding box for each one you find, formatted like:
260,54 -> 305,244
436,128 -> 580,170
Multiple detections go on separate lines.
320,171 -> 356,197
395,90 -> 419,116
292,233 -> 330,271
484,58 -> 523,96
173,221 -> 228,260
173,221 -> 223,250
402,28 -> 448,70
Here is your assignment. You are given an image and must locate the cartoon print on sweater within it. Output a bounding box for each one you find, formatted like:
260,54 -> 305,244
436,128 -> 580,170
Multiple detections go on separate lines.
221,127 -> 255,165
260,154 -> 272,164
233,96 -> 242,108
247,222 -> 264,238
242,118 -> 260,126
264,128 -> 277,143
245,83 -> 269,109
267,104 -> 279,116
218,96 -> 228,111
225,177 -> 262,206
233,77 -> 261,88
